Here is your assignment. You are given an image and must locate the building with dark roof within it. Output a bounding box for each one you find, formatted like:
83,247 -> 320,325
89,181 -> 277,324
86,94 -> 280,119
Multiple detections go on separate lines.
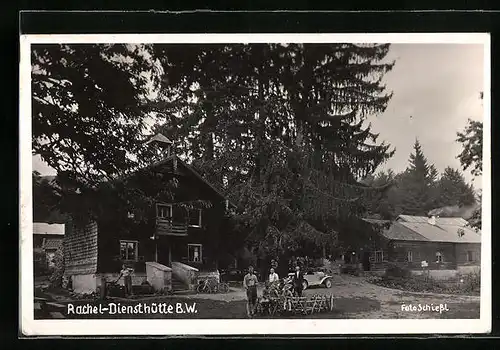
359,215 -> 481,278
33,222 -> 65,270
63,135 -> 234,294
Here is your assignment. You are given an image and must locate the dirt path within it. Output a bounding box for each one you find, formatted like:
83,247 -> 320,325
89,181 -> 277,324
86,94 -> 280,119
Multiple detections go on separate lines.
35,274 -> 480,319
177,274 -> 480,319
327,275 -> 479,319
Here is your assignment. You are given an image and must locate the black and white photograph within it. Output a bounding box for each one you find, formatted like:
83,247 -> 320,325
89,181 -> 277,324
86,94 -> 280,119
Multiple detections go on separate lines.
20,33 -> 491,335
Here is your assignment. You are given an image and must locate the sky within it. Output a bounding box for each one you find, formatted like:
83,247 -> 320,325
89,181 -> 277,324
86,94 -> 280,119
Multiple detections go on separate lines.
32,43 -> 485,188
367,43 -> 484,188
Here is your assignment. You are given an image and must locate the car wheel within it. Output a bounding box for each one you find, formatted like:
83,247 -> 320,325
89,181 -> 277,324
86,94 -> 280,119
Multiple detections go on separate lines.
324,278 -> 332,288
302,280 -> 308,291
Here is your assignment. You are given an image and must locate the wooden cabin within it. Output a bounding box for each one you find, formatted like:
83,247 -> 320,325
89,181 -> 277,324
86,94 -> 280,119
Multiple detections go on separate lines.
63,135 -> 233,294
358,215 -> 481,279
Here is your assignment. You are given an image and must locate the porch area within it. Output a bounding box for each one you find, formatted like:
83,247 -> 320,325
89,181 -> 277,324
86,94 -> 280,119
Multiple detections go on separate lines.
150,233 -> 220,292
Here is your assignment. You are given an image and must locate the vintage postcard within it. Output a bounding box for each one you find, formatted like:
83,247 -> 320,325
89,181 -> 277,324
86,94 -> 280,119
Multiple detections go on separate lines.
19,33 -> 491,336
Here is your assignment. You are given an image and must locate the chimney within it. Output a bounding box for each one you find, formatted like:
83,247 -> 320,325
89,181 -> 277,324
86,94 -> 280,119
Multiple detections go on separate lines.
428,215 -> 436,226
145,133 -> 173,158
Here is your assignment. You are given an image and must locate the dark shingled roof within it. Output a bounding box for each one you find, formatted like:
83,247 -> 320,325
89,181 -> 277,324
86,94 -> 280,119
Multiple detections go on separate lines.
144,154 -> 236,208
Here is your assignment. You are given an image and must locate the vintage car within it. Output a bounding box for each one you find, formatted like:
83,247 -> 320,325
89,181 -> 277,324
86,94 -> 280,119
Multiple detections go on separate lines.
288,270 -> 333,290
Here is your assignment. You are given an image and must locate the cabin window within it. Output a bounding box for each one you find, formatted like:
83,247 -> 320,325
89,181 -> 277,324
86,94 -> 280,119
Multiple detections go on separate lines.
467,250 -> 475,262
188,209 -> 202,228
156,204 -> 172,220
436,251 -> 443,263
407,250 -> 413,262
375,250 -> 384,263
188,244 -> 202,263
120,240 -> 138,261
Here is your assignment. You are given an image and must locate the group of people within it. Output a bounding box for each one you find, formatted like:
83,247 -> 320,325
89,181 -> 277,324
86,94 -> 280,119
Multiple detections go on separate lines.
116,262 -> 308,319
243,265 -> 305,318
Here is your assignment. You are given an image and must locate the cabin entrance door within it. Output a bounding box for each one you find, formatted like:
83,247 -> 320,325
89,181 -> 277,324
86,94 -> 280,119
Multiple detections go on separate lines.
156,236 -> 172,267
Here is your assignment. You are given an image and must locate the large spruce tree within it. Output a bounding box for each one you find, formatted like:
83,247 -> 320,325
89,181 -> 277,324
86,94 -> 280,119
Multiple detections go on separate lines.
398,139 -> 439,215
32,43 -> 397,264
151,43 -> 396,259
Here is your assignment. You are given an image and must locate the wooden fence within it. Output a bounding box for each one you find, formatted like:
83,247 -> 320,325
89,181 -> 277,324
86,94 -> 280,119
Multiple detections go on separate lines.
256,294 -> 335,317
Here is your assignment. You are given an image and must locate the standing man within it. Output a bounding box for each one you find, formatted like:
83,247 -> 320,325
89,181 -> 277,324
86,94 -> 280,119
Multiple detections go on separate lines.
291,265 -> 304,297
243,265 -> 259,317
117,264 -> 134,298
